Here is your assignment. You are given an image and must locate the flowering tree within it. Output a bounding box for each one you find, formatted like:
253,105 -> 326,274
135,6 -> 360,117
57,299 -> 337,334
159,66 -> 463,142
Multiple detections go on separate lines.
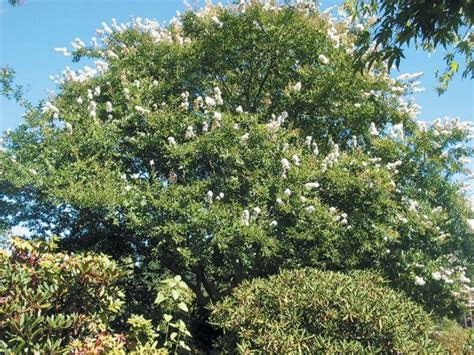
0,1 -> 472,332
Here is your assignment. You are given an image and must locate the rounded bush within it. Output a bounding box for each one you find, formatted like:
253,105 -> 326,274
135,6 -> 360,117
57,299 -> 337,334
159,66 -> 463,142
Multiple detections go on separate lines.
211,268 -> 440,353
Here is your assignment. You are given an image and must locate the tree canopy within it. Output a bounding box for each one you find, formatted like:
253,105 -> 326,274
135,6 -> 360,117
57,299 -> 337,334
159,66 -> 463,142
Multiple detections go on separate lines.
0,1 -> 473,347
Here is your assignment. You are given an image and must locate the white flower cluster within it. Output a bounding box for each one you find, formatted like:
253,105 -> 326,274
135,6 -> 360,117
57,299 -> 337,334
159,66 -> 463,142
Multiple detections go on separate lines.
431,267 -> 471,289
318,54 -> 330,65
180,91 -> 190,111
305,135 -> 319,156
241,206 -> 262,226
266,111 -> 288,134
321,144 -> 340,173
42,101 -> 60,119
51,64 -> 106,84
431,116 -> 472,136
54,47 -> 71,56
414,276 -> 425,286
387,123 -> 405,140
396,72 -> 423,81
185,125 -> 196,140
398,98 -> 421,119
369,122 -> 379,136
290,81 -> 302,92
134,105 -> 150,115
88,101 -> 97,118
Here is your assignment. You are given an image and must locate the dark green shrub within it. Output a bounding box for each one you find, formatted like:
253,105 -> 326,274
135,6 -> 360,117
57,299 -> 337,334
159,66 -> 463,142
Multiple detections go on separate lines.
211,268 -> 440,353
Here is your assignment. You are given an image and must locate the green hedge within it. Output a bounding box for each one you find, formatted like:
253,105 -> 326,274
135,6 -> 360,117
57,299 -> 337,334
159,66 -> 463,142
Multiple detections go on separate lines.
211,268 -> 440,353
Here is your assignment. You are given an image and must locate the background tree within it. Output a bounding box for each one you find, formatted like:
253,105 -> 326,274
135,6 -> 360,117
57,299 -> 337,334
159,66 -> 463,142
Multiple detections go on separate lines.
0,1 -> 472,346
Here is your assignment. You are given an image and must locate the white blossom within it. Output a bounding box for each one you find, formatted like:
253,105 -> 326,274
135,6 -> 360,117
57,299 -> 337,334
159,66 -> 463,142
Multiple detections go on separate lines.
284,188 -> 292,196
291,81 -> 302,92
134,105 -> 149,114
168,136 -> 177,145
212,16 -> 223,28
281,158 -> 291,171
242,209 -> 250,226
205,96 -> 216,107
408,199 -> 418,213
202,121 -> 209,133
270,220 -> 278,227
88,101 -> 97,118
71,38 -> 85,50
185,125 -> 196,140
304,182 -> 320,190
42,101 -> 60,118
240,133 -> 250,144
54,47 -> 71,56
106,50 -> 119,60
396,72 -> 423,81
305,206 -> 315,213
251,207 -> 261,220
431,271 -> 442,280
266,119 -> 281,134
318,54 -> 330,64
105,101 -> 113,113
292,154 -> 301,166
214,87 -> 223,105
369,122 -> 379,136
414,276 -> 426,286
235,105 -> 244,114
393,123 -> 404,140
207,190 -> 213,203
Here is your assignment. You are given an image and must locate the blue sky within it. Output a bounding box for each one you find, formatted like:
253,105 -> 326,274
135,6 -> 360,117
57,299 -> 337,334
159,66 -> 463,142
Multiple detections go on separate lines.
0,0 -> 473,213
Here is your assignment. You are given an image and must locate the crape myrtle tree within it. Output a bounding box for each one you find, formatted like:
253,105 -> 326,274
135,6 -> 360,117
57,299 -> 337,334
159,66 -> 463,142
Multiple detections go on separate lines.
0,0 -> 473,331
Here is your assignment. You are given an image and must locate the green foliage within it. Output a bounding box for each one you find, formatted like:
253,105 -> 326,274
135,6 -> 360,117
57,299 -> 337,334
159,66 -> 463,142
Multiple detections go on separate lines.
211,268 -> 441,353
431,318 -> 473,354
348,0 -> 473,93
0,237 -> 125,353
0,1 -> 472,347
0,237 -> 192,354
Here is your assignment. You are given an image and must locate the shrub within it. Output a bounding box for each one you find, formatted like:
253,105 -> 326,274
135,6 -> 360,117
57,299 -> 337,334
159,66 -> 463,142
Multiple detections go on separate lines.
211,268 -> 440,353
0,237 -> 192,353
430,318 -> 473,354
0,237 -> 125,353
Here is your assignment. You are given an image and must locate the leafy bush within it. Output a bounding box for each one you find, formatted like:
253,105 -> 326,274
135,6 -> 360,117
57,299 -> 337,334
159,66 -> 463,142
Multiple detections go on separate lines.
430,318 -> 473,354
0,237 -> 125,353
0,237 -> 192,353
211,268 -> 440,353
